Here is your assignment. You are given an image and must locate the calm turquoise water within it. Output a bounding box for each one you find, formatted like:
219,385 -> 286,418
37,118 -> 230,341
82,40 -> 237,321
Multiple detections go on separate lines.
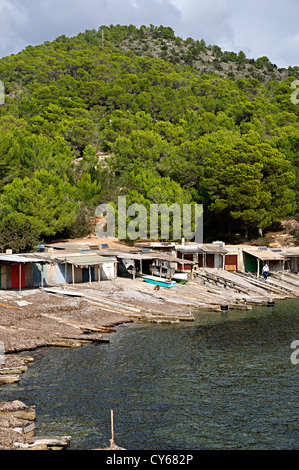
1,299 -> 299,450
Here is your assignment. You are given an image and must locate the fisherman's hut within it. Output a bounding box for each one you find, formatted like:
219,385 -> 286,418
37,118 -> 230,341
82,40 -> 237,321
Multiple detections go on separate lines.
0,253 -> 50,290
242,247 -> 286,276
223,245 -> 243,271
45,253 -> 117,285
175,243 -> 227,270
281,247 -> 299,273
115,251 -> 196,280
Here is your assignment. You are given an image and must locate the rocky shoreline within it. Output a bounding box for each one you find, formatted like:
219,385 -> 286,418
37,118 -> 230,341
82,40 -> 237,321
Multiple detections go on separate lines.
0,398 -> 71,450
1,272 -> 299,450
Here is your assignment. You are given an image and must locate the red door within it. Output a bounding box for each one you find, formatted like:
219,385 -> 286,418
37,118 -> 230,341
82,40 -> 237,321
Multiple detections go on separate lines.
225,255 -> 238,270
11,264 -> 25,289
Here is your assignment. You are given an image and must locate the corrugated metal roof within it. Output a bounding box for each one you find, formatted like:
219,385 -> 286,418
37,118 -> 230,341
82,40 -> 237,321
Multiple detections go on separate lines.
198,244 -> 227,254
242,248 -> 285,260
153,252 -> 196,264
282,248 -> 299,257
54,254 -> 116,266
176,244 -> 227,254
115,252 -> 196,264
0,254 -> 50,263
175,245 -> 198,253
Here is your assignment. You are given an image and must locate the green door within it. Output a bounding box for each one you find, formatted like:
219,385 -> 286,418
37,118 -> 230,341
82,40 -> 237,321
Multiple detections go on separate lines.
245,253 -> 257,273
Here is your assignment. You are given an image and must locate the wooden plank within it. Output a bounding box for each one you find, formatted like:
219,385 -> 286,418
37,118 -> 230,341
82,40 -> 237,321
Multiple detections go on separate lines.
61,336 -> 110,344
41,314 -> 116,333
0,303 -> 22,309
225,265 -> 237,271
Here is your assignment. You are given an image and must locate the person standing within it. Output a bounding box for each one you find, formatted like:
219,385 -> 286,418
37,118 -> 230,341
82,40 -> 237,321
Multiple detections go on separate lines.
262,263 -> 269,280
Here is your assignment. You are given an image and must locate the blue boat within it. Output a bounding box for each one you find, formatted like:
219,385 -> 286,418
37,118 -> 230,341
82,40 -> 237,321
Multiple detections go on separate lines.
142,275 -> 176,288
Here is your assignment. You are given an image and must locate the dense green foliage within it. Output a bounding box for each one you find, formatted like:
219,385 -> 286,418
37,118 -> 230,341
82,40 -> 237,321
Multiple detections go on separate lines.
0,25 -> 298,251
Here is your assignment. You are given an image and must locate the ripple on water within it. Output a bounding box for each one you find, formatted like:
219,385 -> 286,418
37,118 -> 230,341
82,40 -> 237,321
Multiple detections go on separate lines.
1,299 -> 299,450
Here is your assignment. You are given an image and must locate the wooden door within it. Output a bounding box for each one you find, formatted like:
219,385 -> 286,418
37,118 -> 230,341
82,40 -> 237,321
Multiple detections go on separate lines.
206,254 -> 214,268
225,255 -> 237,270
11,264 -> 25,289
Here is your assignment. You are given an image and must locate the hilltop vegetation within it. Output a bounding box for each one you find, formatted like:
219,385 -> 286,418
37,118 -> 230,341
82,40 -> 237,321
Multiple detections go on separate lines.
0,24 -> 298,251
106,24 -> 299,83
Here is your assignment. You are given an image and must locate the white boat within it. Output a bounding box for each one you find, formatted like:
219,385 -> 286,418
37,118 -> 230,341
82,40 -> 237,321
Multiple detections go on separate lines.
172,273 -> 188,281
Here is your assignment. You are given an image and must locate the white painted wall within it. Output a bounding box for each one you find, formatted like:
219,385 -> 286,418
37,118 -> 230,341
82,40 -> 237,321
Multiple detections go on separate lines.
100,262 -> 115,280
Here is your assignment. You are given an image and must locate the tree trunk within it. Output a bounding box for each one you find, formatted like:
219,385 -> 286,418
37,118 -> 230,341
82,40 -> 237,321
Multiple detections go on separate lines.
258,227 -> 263,237
244,224 -> 249,240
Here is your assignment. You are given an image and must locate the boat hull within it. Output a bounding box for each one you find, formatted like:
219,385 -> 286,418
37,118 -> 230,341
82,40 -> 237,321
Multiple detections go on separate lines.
143,276 -> 176,288
172,273 -> 188,283
172,273 -> 187,280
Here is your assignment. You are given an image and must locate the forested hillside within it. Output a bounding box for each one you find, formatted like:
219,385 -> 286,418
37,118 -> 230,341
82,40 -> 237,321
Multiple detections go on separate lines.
0,24 -> 298,252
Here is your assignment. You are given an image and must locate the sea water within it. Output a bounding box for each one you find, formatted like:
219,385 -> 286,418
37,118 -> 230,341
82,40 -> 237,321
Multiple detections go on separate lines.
1,299 -> 299,450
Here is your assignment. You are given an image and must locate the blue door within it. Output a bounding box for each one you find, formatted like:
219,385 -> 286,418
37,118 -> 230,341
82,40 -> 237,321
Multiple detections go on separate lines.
56,264 -> 71,284
82,266 -> 95,282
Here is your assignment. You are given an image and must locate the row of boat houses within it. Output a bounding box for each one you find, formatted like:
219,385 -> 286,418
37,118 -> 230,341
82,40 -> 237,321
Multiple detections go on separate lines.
0,240 -> 299,290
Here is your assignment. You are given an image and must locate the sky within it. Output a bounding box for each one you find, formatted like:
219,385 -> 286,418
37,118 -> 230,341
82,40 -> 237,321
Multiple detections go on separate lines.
0,0 -> 298,68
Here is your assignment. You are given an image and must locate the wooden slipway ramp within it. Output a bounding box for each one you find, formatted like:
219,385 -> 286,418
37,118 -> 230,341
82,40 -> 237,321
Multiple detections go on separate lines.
122,269 -> 299,312
43,268 -> 299,322
43,286 -> 195,324
198,269 -> 299,303
115,277 -> 235,312
118,275 -> 253,311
